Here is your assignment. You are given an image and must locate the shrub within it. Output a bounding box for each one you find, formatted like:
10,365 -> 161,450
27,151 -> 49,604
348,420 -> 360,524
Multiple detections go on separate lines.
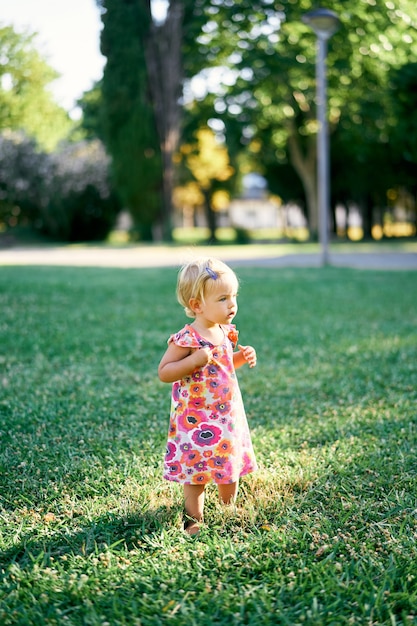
0,131 -> 50,229
40,140 -> 121,241
0,132 -> 121,242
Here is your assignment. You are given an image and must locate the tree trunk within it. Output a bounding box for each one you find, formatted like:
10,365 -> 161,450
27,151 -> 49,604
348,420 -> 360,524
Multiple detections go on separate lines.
361,193 -> 374,240
144,0 -> 184,241
286,122 -> 318,237
203,189 -> 217,242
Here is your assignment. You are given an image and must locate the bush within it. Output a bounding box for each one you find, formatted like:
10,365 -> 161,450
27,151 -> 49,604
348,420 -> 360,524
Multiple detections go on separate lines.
40,140 -> 121,241
0,132 -> 121,242
234,226 -> 252,244
47,184 -> 120,242
0,131 -> 50,229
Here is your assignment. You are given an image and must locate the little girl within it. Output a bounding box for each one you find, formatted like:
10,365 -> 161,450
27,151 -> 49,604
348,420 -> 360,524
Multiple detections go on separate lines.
158,257 -> 258,535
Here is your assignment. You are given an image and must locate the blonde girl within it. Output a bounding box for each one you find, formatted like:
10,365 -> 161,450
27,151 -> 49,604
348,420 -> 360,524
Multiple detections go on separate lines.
158,257 -> 258,535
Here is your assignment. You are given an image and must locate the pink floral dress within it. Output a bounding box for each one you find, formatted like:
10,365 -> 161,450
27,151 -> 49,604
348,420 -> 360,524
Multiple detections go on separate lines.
163,324 -> 257,485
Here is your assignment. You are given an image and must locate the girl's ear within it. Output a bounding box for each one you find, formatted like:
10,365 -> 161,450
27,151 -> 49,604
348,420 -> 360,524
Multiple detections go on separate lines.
189,297 -> 202,314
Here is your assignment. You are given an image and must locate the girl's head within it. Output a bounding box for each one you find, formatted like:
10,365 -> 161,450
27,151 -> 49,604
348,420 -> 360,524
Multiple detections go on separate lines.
176,257 -> 239,318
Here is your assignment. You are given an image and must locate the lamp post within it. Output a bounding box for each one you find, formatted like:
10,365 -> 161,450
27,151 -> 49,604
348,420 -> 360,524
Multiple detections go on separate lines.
302,8 -> 339,266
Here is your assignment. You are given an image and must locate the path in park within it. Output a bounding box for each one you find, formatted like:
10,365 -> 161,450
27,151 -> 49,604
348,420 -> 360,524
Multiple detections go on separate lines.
0,244 -> 417,270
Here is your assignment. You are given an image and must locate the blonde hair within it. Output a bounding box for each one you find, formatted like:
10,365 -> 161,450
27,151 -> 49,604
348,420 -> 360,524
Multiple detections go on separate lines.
176,257 -> 238,318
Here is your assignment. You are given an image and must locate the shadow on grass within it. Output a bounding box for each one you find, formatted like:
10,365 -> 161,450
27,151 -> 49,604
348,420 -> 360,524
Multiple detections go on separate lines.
0,506 -> 177,570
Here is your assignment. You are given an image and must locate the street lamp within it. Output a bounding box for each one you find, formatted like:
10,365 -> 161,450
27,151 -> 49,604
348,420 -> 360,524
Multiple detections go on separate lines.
302,8 -> 339,266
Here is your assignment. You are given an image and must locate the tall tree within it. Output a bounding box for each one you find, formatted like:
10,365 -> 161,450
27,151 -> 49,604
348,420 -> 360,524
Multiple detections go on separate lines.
179,126 -> 234,240
386,61 -> 417,236
0,25 -> 73,151
97,0 -> 184,240
98,0 -> 162,240
144,0 -> 184,240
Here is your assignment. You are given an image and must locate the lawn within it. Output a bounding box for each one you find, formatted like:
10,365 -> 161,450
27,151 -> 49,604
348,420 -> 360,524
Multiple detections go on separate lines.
0,263 -> 416,625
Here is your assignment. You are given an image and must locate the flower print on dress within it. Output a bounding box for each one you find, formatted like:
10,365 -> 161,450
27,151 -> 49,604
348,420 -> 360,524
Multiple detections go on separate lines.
188,396 -> 206,411
192,423 -> 222,447
181,450 -> 202,466
240,452 -> 253,475
212,400 -> 231,416
215,438 -> 234,458
207,455 -> 228,470
177,408 -> 205,431
191,370 -> 205,383
165,441 -> 177,462
192,473 -> 207,484
208,379 -> 231,400
165,461 -> 182,477
206,363 -> 220,378
210,461 -> 233,483
189,382 -> 204,397
163,324 -> 257,485
173,397 -> 186,415
194,460 -> 208,472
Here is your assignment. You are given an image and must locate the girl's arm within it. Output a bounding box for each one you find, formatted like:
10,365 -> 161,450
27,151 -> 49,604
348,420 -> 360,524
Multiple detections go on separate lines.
234,344 -> 257,369
158,342 -> 212,383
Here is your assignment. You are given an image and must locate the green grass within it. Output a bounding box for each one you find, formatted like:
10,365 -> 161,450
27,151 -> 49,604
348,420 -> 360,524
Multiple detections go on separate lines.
0,264 -> 416,625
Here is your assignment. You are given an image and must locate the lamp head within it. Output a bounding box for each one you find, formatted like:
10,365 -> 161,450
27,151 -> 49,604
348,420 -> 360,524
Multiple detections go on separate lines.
302,8 -> 340,40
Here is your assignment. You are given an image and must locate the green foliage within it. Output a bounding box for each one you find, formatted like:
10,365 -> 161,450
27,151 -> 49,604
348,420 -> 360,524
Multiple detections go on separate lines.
98,0 -> 162,240
0,24 -> 74,151
0,262 -> 417,624
41,140 -> 121,241
181,0 -> 417,232
44,183 -> 120,243
89,0 -> 417,238
388,62 -> 417,189
0,133 -> 119,241
0,131 -> 50,228
76,81 -> 104,142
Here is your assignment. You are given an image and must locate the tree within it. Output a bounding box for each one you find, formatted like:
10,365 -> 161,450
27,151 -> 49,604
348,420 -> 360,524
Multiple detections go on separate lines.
180,0 -> 417,237
97,0 -> 184,241
0,24 -> 73,151
178,126 -> 234,240
144,0 -> 184,240
388,62 -> 417,190
96,0 -> 417,240
385,62 -> 417,236
76,81 -> 104,142
97,0 -> 162,240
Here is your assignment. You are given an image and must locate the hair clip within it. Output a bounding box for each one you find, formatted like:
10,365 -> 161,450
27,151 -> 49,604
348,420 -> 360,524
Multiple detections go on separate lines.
206,266 -> 218,280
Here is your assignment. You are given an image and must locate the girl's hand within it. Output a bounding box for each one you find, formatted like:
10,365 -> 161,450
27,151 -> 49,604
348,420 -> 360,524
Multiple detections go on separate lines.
238,344 -> 257,368
192,346 -> 213,368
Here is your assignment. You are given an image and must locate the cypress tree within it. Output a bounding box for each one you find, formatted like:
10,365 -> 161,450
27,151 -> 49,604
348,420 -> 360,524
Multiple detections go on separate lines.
98,0 -> 162,241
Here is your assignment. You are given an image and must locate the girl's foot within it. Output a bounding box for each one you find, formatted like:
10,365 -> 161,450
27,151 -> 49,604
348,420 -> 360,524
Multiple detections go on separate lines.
184,520 -> 201,536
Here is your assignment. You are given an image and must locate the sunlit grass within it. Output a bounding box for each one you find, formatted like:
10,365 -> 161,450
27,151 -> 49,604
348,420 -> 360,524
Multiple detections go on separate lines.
0,265 -> 416,625
172,226 -> 311,244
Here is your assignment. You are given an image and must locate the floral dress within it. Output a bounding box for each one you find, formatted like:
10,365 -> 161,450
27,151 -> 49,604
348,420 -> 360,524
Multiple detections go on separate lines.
163,324 -> 257,485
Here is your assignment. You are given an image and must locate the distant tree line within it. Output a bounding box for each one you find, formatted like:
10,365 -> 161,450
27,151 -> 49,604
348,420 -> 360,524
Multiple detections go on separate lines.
1,1 -> 417,243
91,0 -> 417,241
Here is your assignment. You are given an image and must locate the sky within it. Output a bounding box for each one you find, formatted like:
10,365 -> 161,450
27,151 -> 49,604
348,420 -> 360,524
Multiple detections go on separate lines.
1,0 -> 106,117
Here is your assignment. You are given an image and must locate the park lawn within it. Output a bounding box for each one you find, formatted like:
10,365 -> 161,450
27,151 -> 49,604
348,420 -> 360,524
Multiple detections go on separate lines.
0,263 -> 416,625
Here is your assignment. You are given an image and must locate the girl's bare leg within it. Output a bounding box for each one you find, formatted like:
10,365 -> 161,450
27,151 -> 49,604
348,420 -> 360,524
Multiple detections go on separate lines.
218,481 -> 239,505
183,484 -> 205,535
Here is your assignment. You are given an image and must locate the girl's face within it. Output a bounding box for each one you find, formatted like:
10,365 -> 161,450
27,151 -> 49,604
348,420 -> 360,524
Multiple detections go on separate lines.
192,274 -> 238,326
